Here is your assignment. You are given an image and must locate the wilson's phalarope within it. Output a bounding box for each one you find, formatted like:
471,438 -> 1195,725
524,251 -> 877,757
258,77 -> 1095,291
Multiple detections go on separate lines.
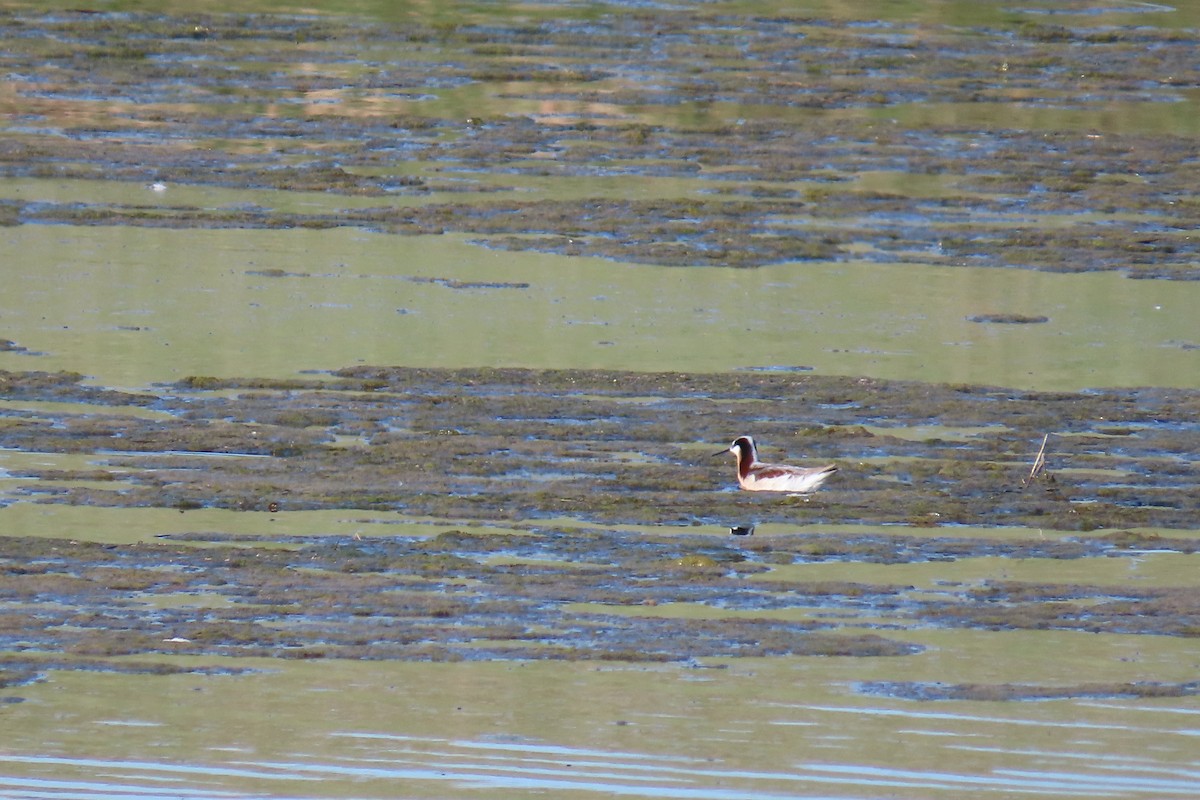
714,436 -> 837,493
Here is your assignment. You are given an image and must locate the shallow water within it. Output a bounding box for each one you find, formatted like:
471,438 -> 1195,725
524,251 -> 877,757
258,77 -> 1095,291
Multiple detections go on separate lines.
2,224 -> 1197,392
3,651 -> 1199,799
2,1 -> 1200,798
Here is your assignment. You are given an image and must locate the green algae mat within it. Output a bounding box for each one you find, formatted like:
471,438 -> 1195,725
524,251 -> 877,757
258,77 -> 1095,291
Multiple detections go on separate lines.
2,5 -> 1200,280
1,366 -> 1196,672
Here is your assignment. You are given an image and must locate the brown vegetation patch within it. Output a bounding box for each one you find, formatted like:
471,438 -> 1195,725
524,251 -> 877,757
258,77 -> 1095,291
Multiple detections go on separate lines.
1,8 -> 1199,276
1,367 -> 1197,531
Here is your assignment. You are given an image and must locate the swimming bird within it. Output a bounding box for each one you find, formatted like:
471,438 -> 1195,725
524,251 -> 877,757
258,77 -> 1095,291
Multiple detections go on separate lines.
714,436 -> 837,493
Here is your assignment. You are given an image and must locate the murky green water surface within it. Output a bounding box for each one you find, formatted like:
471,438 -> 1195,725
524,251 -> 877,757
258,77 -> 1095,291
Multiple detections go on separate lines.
2,224 -> 1198,391
1,1 -> 1199,798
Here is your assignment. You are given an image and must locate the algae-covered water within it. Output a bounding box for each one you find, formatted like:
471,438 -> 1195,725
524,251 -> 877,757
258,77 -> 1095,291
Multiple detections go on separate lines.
2,223 -> 1198,392
1,1 -> 1199,798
